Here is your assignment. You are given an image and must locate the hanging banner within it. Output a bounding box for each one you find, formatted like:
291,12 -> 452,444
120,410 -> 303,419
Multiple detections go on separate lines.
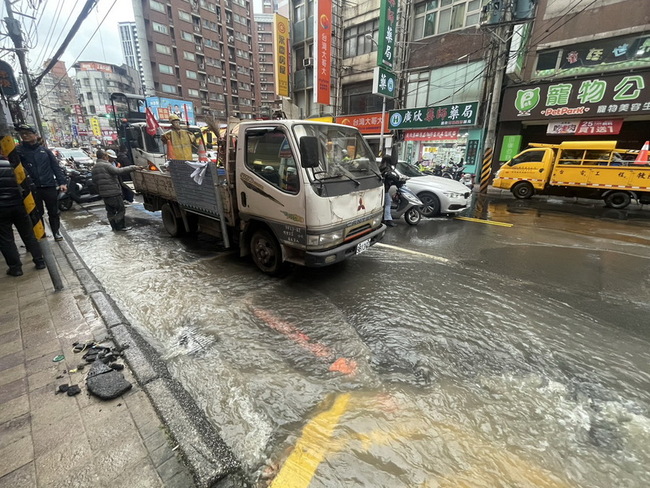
313,0 -> 332,105
377,0 -> 398,70
273,14 -> 290,97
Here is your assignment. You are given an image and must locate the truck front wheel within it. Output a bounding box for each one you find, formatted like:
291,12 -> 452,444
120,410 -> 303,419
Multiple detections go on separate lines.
250,228 -> 285,275
604,191 -> 631,209
512,181 -> 534,199
161,203 -> 185,237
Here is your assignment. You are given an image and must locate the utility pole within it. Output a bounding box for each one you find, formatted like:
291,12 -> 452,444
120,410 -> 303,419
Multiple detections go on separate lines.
4,0 -> 45,139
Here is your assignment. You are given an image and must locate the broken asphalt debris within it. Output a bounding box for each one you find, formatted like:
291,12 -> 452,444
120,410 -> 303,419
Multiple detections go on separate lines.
69,341 -> 133,400
56,384 -> 81,396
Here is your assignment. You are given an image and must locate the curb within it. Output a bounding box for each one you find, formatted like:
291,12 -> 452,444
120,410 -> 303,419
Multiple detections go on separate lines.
56,230 -> 246,488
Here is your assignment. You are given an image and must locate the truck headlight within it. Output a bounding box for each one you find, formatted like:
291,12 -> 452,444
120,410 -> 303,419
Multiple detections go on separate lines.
306,230 -> 343,248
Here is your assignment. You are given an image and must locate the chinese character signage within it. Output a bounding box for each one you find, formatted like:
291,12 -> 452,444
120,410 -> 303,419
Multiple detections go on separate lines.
377,0 -> 398,70
273,14 -> 290,98
0,61 -> 18,97
372,66 -> 397,99
499,135 -> 523,160
576,119 -> 623,135
313,0 -> 332,105
501,71 -> 650,121
77,62 -> 113,73
388,102 -> 479,129
336,113 -> 388,134
404,128 -> 460,141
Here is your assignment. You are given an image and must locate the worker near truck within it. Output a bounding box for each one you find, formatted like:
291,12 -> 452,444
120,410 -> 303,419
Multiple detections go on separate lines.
92,150 -> 139,231
162,114 -> 195,160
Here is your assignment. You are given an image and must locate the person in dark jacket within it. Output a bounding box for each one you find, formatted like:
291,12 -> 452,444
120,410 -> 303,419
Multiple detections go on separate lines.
111,147 -> 135,203
92,150 -> 138,231
0,157 -> 45,276
379,155 -> 400,227
8,124 -> 67,241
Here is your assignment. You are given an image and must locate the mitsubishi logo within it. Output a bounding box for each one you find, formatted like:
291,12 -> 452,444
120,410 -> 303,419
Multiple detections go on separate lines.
357,197 -> 365,211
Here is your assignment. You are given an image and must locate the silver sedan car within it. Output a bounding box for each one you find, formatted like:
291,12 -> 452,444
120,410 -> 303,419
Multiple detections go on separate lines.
395,162 -> 472,217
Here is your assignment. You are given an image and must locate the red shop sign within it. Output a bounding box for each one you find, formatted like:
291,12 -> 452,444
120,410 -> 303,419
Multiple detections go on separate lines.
576,119 -> 624,135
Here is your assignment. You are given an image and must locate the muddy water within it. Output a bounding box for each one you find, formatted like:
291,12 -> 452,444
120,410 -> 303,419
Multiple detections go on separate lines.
66,201 -> 650,487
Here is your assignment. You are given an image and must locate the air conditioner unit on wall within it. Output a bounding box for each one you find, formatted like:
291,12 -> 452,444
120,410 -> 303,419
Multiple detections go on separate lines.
303,57 -> 313,68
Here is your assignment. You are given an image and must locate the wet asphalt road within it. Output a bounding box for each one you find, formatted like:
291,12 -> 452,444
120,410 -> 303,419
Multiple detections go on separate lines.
61,192 -> 650,487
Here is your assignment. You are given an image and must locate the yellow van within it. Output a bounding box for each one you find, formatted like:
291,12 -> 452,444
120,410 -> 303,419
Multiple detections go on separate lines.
492,141 -> 649,208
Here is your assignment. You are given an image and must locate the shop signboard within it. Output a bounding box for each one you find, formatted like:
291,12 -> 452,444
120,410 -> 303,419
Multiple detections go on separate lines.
501,71 -> 650,121
273,14 -> 290,97
313,0 -> 332,104
372,66 -> 397,99
388,102 -> 479,130
377,0 -> 398,70
404,128 -> 459,141
499,135 -> 523,161
336,113 -> 387,134
546,118 -> 623,135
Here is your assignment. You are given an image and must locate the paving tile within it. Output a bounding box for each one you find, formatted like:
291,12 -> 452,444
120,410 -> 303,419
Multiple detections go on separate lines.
0,328 -> 20,345
0,413 -> 31,451
0,435 -> 33,479
163,469 -> 196,488
91,437 -> 149,483
22,329 -> 58,355
25,349 -> 65,376
30,386 -> 78,430
0,364 -> 26,388
19,302 -> 51,322
156,454 -> 187,483
0,378 -> 27,404
84,409 -> 139,452
0,339 -> 22,359
17,291 -> 47,309
0,394 -> 29,425
105,456 -> 163,488
24,338 -> 61,363
21,316 -> 55,336
33,435 -> 93,487
32,411 -> 85,458
27,365 -> 67,392
149,442 -> 174,468
0,350 -> 24,372
143,428 -> 169,454
0,461 -> 36,488
42,464 -> 101,488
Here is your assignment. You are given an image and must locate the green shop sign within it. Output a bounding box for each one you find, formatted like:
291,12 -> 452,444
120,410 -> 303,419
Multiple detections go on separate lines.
388,102 -> 479,129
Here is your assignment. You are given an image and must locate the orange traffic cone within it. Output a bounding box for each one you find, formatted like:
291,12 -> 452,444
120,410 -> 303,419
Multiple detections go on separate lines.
634,141 -> 649,165
197,139 -> 208,162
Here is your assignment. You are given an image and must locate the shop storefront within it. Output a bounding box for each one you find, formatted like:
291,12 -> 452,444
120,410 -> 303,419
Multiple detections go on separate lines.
387,102 -> 481,173
498,70 -> 650,161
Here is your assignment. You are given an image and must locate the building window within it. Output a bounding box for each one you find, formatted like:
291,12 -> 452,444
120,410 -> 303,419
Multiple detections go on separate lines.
413,0 -> 483,40
188,89 -> 200,97
178,10 -> 191,22
162,84 -> 177,94
150,0 -> 165,13
152,22 -> 169,34
181,31 -> 194,42
183,51 -> 196,61
156,43 -> 172,55
294,0 -> 304,21
186,70 -> 198,79
343,20 -> 379,58
159,64 -> 174,74
406,61 -> 485,107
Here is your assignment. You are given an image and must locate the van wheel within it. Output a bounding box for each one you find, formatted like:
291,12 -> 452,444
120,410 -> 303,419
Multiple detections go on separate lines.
250,228 -> 285,275
512,181 -> 534,199
604,191 -> 631,209
161,203 -> 185,237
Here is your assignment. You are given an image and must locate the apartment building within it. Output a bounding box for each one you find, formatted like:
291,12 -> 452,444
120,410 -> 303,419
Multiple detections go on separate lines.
37,60 -> 78,145
119,22 -> 147,94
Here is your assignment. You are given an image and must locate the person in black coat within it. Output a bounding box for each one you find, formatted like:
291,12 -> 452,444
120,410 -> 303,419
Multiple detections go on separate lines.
91,150 -> 138,231
0,157 -> 45,276
379,155 -> 400,227
8,124 -> 67,241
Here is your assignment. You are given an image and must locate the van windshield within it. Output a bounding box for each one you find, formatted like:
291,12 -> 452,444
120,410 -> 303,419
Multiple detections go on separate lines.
293,123 -> 380,180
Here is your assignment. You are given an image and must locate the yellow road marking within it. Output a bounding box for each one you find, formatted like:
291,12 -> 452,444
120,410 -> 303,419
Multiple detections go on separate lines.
455,216 -> 513,227
375,243 -> 450,263
270,393 -> 351,488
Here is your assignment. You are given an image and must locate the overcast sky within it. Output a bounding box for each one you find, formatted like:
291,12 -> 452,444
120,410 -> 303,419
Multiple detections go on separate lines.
21,0 -> 264,74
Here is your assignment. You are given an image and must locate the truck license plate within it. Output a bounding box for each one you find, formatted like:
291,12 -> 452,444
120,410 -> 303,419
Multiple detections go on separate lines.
356,239 -> 371,255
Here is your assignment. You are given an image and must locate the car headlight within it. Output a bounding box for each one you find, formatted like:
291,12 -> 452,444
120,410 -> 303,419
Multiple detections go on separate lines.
306,230 -> 344,248
443,191 -> 465,199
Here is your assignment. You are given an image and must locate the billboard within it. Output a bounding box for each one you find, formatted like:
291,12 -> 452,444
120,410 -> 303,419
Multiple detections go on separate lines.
146,97 -> 196,125
273,14 -> 290,97
313,0 -> 332,105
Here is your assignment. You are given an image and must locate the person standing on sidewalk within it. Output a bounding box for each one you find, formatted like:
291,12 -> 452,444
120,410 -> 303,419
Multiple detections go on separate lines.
112,146 -> 135,203
8,124 -> 67,241
92,150 -> 138,231
0,156 -> 46,276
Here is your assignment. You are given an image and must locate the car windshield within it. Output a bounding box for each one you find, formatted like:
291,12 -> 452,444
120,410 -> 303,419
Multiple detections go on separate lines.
60,149 -> 90,159
396,161 -> 424,177
293,123 -> 380,180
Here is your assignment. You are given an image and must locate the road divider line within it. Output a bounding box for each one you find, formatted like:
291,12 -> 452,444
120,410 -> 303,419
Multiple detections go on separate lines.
375,243 -> 450,263
455,216 -> 513,227
270,394 -> 351,488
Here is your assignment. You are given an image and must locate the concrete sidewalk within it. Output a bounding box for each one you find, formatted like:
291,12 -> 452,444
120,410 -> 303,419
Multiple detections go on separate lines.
0,235 -> 195,487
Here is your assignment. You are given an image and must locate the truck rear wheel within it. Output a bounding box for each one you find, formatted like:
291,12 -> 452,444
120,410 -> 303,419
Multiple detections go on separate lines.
250,228 -> 285,275
604,191 -> 631,209
512,181 -> 534,199
161,203 -> 185,237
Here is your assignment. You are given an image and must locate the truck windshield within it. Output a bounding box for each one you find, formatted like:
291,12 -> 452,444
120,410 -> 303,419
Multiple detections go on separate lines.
293,124 -> 380,180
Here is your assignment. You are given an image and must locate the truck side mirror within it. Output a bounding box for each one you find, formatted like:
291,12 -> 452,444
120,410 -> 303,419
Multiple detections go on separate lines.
299,136 -> 320,168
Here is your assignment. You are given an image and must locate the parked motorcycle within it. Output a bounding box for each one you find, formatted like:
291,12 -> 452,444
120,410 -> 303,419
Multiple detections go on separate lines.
390,177 -> 423,225
58,168 -> 101,211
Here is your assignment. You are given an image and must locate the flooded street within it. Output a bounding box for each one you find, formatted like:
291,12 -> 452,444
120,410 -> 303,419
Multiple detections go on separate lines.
61,194 -> 650,487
